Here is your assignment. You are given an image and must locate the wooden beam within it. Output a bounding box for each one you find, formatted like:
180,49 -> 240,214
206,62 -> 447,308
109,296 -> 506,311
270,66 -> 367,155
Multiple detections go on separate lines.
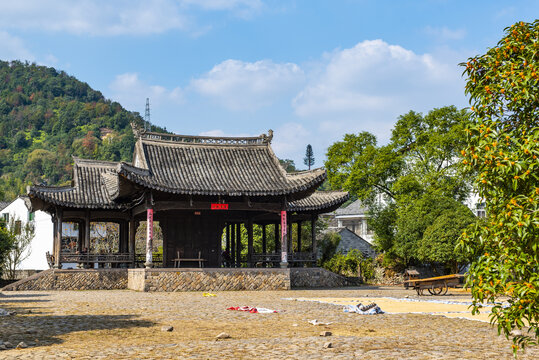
84,210 -> 91,251
54,208 -> 63,268
133,200 -> 282,215
297,221 -> 302,253
274,222 -> 281,253
63,210 -> 130,221
247,217 -> 253,267
262,224 -> 267,254
129,217 -> 136,268
311,214 -> 317,261
235,223 -> 241,268
230,223 -> 236,266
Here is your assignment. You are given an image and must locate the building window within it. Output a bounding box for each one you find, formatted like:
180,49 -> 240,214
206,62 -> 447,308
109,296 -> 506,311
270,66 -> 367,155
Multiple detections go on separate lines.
28,211 -> 35,222
1,213 -> 8,223
477,210 -> 486,218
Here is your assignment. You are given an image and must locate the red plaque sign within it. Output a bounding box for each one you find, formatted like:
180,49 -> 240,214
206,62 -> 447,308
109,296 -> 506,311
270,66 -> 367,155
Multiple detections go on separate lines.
211,203 -> 229,210
281,211 -> 287,239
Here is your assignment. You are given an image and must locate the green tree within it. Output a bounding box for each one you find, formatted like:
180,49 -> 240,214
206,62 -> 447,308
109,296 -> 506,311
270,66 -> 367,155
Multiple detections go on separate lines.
0,220 -> 14,279
3,216 -> 34,280
304,144 -> 315,170
325,106 -> 472,268
458,20 -> 539,352
417,199 -> 474,273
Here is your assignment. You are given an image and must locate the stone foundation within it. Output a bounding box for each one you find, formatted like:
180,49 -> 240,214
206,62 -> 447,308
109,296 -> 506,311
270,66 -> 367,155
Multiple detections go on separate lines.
1,269 -> 128,291
128,268 -> 291,292
290,268 -> 356,288
1,267 -> 355,291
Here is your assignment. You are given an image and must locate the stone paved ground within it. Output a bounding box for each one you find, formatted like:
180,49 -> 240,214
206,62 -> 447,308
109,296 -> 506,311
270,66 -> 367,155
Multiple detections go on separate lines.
0,286 -> 537,359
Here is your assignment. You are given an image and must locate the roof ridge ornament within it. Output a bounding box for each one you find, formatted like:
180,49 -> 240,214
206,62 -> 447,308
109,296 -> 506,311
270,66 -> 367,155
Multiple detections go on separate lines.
131,122 -> 145,138
138,130 -> 274,146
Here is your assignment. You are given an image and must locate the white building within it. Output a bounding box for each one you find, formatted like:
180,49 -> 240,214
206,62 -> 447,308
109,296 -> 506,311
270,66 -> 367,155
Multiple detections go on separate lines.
0,197 -> 53,270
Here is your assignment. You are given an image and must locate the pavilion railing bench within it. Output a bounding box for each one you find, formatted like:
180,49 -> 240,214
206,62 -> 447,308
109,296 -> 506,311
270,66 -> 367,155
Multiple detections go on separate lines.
173,251 -> 206,268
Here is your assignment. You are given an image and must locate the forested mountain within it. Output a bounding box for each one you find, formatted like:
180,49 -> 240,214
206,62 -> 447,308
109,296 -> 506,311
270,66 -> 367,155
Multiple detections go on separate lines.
0,60 -> 162,201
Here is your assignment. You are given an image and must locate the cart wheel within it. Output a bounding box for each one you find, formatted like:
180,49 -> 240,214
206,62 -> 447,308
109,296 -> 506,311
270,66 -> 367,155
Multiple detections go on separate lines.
416,287 -> 424,296
428,283 -> 448,296
440,283 -> 449,296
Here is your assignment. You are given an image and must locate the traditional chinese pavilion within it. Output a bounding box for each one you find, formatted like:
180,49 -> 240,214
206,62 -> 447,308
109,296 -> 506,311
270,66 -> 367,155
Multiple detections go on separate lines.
28,128 -> 348,269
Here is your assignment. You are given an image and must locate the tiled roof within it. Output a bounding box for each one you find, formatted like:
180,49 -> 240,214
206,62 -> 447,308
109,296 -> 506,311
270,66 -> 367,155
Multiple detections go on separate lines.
287,191 -> 349,213
0,201 -> 10,212
28,131 -> 328,208
334,199 -> 368,216
28,158 -> 124,209
118,135 -> 326,197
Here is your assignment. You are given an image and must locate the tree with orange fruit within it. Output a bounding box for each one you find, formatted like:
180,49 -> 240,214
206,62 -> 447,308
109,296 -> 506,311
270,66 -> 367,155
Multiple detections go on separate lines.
459,20 -> 539,352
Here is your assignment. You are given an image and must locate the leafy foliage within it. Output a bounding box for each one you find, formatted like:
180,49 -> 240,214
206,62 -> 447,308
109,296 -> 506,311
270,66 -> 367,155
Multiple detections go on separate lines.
2,216 -> 34,280
458,20 -> 539,352
0,60 -> 162,200
0,220 -> 14,278
325,106 -> 473,269
322,249 -> 375,280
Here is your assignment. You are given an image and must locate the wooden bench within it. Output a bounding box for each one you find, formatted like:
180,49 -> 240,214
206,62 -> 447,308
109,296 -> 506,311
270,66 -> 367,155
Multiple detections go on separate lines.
173,251 -> 206,268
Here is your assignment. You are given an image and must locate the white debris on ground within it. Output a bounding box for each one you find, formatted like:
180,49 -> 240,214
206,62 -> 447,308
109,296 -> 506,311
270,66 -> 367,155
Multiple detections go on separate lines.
308,319 -> 332,326
0,308 -> 13,316
344,303 -> 384,315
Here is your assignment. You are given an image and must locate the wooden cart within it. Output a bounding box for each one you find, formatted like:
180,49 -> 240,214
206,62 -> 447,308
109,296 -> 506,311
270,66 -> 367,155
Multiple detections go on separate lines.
404,274 -> 464,296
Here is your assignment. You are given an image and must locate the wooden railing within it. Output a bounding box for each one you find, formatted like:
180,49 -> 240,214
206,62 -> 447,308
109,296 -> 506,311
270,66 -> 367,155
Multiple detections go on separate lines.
60,253 -> 132,264
134,253 -> 163,267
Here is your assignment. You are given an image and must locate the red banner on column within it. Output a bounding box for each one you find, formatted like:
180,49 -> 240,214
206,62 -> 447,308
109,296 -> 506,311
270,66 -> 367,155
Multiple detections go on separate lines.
280,211 -> 287,240
147,208 -> 154,240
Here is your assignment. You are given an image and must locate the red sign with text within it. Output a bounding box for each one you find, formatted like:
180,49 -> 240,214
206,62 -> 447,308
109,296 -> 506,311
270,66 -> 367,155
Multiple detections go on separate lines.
211,203 -> 229,210
281,211 -> 287,239
147,208 -> 154,239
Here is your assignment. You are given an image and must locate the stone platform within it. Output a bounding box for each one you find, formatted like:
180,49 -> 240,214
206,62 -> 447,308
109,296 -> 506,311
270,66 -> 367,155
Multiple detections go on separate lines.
2,267 -> 356,292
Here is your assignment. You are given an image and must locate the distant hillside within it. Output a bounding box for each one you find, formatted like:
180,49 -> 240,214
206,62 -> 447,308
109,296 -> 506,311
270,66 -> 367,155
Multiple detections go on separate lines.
0,60 -> 163,201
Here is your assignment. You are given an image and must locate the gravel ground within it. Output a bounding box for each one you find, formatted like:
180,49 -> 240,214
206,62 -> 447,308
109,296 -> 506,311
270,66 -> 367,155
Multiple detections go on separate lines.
0,286 -> 537,359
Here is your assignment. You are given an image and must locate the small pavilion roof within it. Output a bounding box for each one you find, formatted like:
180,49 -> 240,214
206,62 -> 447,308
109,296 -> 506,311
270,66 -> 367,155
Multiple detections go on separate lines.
287,190 -> 349,213
28,158 -> 124,209
117,131 -> 326,197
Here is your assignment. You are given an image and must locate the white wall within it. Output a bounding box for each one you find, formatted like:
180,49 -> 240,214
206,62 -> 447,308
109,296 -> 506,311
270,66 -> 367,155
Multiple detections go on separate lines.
1,197 -> 53,270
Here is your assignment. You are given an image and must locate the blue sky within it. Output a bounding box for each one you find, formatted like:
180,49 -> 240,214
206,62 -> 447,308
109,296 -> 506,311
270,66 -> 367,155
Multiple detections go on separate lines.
1,1 -> 538,168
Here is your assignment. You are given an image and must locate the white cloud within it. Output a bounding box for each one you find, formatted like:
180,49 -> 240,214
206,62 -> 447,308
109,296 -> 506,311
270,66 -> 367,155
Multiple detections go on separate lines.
271,123 -> 311,162
425,26 -> 467,41
191,59 -> 305,111
0,31 -> 34,61
292,39 -> 468,143
109,73 -> 183,112
182,0 -> 263,17
0,0 -> 264,36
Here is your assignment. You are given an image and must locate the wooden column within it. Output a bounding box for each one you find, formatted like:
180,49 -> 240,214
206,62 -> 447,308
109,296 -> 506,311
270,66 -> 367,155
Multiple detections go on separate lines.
262,224 -> 267,254
145,207 -> 154,268
84,210 -> 91,251
247,217 -> 253,267
54,208 -> 63,269
235,223 -> 241,267
226,224 -> 231,255
77,221 -> 83,253
129,217 -> 136,268
274,223 -> 281,253
230,223 -> 236,267
287,216 -> 292,254
280,211 -> 288,268
311,214 -> 317,263
297,221 -> 302,253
